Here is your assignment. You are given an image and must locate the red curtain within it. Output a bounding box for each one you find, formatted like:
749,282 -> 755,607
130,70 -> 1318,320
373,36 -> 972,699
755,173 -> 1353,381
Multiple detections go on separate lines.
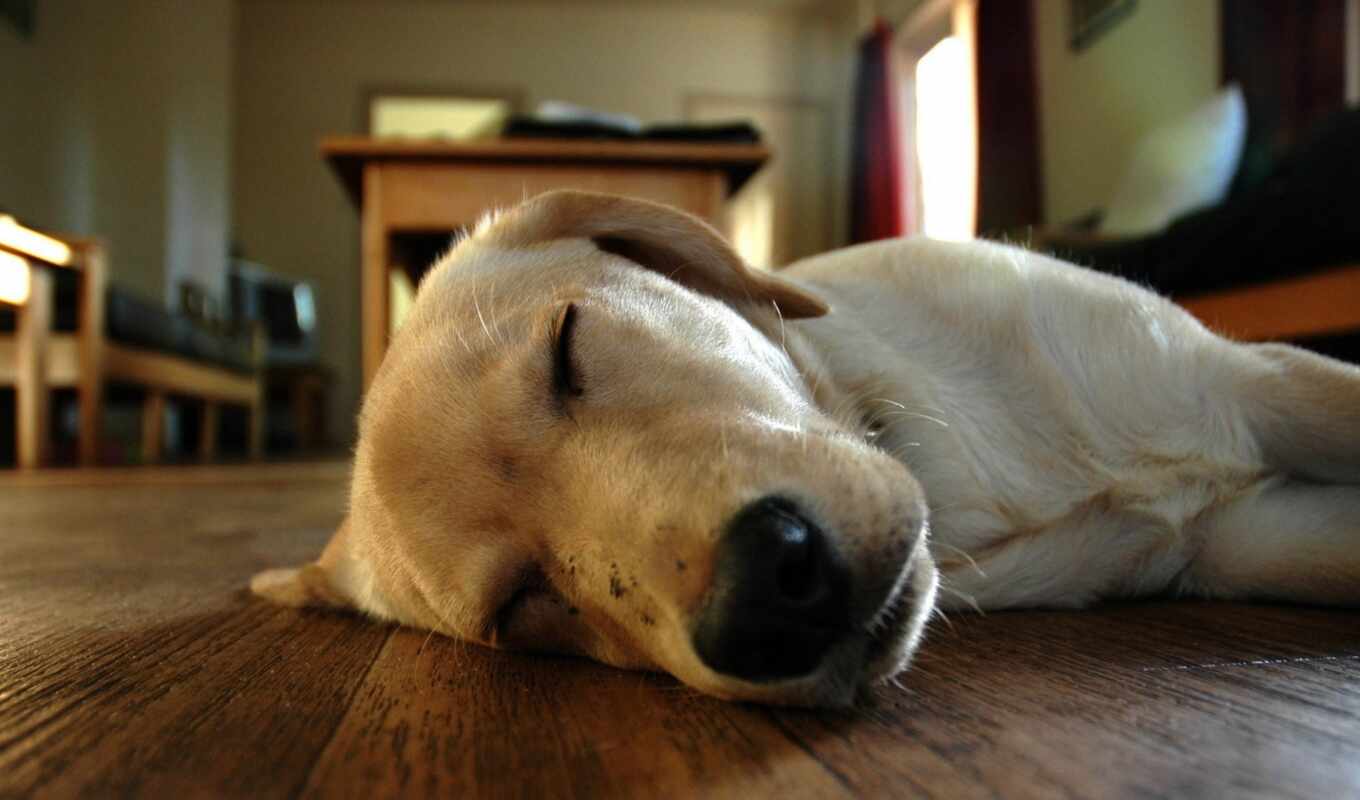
849,19 -> 910,243
974,0 -> 1043,234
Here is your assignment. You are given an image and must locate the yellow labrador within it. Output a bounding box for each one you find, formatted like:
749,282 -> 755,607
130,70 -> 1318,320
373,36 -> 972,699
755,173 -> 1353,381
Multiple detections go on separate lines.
253,190 -> 1360,707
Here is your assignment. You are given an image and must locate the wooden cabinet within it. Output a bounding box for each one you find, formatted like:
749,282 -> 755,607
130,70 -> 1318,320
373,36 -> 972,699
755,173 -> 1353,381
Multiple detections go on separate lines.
321,137 -> 768,389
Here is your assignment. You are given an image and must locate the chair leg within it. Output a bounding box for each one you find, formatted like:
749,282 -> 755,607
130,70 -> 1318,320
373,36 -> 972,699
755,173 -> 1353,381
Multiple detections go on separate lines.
77,382 -> 102,467
76,241 -> 106,468
141,390 -> 165,464
199,401 -> 219,461
16,268 -> 53,469
247,395 -> 264,461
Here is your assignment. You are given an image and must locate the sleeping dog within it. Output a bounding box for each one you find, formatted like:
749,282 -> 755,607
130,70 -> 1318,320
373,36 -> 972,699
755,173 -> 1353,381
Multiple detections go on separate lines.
253,190 -> 1360,707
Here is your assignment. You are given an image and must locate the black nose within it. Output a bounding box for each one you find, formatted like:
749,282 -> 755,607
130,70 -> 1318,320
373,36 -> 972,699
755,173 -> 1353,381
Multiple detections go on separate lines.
692,496 -> 851,682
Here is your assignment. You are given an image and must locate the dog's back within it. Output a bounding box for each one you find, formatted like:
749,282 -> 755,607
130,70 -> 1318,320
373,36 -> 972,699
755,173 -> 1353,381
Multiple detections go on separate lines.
785,237 -> 1360,609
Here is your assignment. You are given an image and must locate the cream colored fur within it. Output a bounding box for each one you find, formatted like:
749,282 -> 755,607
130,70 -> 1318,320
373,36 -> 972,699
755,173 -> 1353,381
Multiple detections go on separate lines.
253,190 -> 1360,707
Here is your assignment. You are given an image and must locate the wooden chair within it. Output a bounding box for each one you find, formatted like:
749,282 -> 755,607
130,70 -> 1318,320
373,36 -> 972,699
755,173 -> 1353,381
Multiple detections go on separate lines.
1,235 -> 264,468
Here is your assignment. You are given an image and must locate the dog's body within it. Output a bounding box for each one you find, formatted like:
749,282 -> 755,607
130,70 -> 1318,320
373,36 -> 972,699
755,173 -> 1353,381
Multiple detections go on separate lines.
786,237 -> 1359,612
254,191 -> 1359,707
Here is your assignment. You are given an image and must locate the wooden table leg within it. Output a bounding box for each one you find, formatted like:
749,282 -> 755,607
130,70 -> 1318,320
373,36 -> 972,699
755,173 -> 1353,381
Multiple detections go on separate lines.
141,390 -> 165,464
16,266 -> 52,469
77,242 -> 106,467
199,401 -> 219,461
361,164 -> 389,392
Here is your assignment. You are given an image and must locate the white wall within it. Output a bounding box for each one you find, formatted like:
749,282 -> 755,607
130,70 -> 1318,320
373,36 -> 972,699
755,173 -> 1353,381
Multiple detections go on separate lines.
233,0 -> 853,444
161,3 -> 236,306
0,0 -> 233,305
1034,0 -> 1220,223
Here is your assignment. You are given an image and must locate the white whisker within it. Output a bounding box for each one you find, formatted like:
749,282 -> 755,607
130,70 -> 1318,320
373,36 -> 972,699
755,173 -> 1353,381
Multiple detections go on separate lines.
933,542 -> 986,578
880,410 -> 950,428
771,299 -> 787,358
472,289 -> 496,345
486,280 -> 504,344
937,584 -> 984,614
930,606 -> 957,634
454,325 -> 475,355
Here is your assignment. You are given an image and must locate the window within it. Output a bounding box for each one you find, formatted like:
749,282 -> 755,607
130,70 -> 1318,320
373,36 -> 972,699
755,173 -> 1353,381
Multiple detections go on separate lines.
897,0 -> 978,240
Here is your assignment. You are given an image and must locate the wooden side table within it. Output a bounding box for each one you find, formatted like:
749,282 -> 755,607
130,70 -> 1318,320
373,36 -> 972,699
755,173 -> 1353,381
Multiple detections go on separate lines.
321,137 -> 768,390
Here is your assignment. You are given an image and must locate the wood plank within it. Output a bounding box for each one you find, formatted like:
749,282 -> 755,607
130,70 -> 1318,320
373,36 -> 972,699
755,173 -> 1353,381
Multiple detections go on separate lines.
321,137 -> 769,209
301,601 -> 1360,799
767,605 -> 1360,799
1177,264 -> 1360,341
321,136 -> 771,166
104,343 -> 259,405
378,163 -> 725,230
301,630 -> 846,799
0,462 -> 1356,798
0,465 -> 383,798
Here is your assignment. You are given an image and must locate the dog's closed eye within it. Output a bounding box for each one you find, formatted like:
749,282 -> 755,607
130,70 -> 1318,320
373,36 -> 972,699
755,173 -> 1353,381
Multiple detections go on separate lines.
552,302 -> 584,400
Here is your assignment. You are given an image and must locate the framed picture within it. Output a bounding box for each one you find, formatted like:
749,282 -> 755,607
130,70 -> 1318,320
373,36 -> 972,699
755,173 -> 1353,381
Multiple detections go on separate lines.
1070,0 -> 1137,51
362,87 -> 524,141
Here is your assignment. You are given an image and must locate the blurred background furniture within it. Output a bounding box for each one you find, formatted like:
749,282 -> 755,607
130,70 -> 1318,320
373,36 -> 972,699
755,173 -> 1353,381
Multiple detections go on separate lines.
229,260 -> 332,452
1,222 -> 265,468
1030,1 -> 1359,346
0,220 -> 84,468
320,137 -> 768,389
1039,103 -> 1360,344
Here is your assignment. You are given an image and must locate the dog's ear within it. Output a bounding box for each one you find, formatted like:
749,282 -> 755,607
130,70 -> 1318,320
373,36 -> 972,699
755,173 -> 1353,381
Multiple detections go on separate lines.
250,517 -> 358,610
484,189 -> 829,319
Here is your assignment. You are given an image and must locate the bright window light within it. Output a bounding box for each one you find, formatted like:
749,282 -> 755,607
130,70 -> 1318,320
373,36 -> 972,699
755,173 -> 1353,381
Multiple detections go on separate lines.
915,36 -> 977,240
0,215 -> 73,266
0,251 -> 32,306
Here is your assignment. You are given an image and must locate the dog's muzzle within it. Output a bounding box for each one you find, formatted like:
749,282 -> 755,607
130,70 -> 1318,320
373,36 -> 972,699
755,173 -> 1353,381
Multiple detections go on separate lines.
691,496 -> 851,682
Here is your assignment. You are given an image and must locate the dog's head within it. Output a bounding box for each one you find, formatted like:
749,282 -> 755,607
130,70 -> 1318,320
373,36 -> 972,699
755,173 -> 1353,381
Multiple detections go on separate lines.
253,191 -> 937,706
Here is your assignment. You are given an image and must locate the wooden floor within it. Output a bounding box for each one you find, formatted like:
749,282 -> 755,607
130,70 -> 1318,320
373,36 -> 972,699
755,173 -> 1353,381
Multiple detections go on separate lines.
1,462 -> 1357,799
